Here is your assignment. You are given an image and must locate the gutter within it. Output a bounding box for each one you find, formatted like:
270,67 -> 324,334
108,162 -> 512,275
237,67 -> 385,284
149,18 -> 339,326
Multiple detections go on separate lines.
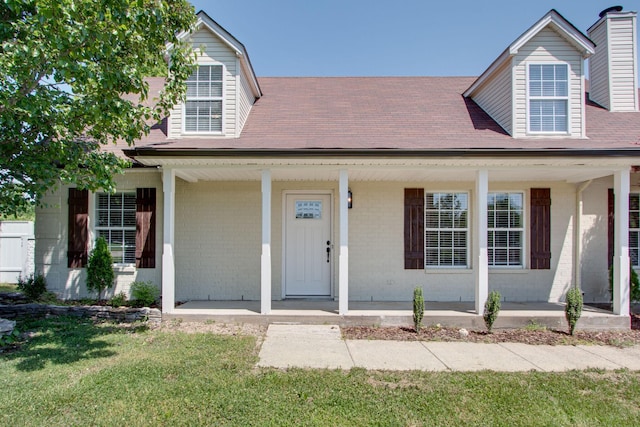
123,147 -> 640,159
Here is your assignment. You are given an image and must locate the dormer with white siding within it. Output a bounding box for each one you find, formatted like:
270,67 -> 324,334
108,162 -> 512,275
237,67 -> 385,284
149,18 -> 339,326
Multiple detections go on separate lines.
464,10 -> 595,139
168,11 -> 261,139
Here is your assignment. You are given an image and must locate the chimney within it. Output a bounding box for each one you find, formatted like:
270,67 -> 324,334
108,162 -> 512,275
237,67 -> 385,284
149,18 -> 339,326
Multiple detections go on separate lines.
587,6 -> 638,111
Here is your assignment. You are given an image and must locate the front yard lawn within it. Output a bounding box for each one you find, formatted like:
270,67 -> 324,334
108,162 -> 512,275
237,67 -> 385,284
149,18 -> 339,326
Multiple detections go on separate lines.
1,316 -> 640,426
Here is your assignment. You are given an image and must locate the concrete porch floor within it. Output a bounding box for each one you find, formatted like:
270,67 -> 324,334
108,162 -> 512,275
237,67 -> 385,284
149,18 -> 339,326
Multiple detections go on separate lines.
165,301 -> 631,330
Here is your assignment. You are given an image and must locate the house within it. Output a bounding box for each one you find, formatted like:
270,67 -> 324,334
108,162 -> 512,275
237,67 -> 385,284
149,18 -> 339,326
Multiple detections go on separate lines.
35,7 -> 640,320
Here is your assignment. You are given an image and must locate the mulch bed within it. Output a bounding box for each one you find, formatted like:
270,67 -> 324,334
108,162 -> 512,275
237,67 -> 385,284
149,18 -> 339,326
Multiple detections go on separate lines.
342,313 -> 640,347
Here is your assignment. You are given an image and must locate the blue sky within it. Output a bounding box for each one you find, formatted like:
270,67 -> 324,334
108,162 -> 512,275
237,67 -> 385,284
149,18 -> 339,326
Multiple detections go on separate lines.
189,1 -> 638,77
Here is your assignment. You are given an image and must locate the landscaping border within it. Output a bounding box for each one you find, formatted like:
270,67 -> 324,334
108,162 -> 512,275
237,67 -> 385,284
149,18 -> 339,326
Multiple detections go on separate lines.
0,293 -> 160,324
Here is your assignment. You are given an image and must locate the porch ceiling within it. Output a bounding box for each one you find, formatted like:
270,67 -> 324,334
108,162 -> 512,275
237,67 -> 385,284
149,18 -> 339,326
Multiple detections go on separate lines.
136,157 -> 632,184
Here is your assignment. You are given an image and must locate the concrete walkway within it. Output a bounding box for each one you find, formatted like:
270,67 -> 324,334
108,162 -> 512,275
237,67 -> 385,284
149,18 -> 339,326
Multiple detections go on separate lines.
257,324 -> 640,371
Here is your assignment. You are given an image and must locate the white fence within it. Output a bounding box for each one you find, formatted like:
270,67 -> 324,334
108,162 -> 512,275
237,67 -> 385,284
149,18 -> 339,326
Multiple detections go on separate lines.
0,221 -> 35,283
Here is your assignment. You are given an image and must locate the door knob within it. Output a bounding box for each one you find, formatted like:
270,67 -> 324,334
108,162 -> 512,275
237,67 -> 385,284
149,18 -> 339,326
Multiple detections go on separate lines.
326,246 -> 330,263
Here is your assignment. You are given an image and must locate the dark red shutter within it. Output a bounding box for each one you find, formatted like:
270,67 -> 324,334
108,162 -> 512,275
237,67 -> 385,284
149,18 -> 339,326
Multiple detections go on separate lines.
608,188 -> 614,268
67,188 -> 88,268
530,188 -> 551,269
136,188 -> 156,268
404,188 -> 424,269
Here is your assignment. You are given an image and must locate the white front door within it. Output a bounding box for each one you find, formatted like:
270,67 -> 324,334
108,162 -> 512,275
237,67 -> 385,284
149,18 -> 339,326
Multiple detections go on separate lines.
285,193 -> 332,297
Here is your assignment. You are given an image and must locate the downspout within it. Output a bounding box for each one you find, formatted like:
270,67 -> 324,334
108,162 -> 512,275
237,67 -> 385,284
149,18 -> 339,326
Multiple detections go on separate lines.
574,180 -> 593,290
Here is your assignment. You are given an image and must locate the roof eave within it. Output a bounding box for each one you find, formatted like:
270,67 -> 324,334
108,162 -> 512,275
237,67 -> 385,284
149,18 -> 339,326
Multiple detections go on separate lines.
124,147 -> 640,159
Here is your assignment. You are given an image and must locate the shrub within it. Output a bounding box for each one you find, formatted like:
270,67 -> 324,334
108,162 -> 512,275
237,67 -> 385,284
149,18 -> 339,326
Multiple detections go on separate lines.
483,291 -> 501,333
17,273 -> 47,301
86,237 -> 114,300
109,292 -> 128,307
0,329 -> 20,348
608,266 -> 640,303
131,281 -> 160,307
413,287 -> 424,332
565,287 -> 583,336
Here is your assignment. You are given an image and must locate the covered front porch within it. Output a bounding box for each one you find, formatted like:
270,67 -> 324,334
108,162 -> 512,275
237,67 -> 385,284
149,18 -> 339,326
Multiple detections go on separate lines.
135,155 -> 637,320
166,300 -> 630,330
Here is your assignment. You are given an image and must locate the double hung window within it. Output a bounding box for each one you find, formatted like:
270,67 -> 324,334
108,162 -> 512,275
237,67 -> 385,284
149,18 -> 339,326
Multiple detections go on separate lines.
425,192 -> 469,267
184,65 -> 223,133
528,64 -> 568,133
488,192 -> 524,267
95,193 -> 136,264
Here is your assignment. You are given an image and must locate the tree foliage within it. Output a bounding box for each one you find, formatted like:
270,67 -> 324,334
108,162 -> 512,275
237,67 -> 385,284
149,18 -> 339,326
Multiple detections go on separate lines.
0,0 -> 197,215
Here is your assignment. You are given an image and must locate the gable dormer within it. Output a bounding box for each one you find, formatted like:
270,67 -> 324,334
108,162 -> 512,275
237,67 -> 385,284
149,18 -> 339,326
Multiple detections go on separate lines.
168,11 -> 261,139
464,10 -> 595,139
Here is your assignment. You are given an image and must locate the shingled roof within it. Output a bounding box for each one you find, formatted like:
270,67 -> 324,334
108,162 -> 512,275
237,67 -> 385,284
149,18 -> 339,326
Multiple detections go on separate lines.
118,75 -> 640,159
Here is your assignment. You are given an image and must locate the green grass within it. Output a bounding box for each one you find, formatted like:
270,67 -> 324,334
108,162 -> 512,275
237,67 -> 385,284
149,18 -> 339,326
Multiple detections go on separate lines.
2,317 -> 640,426
0,283 -> 18,293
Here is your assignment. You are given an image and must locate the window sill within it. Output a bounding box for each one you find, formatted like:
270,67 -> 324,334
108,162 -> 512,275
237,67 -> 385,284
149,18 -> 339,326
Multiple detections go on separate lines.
181,132 -> 225,137
424,269 -> 472,274
113,265 -> 136,274
489,268 -> 528,274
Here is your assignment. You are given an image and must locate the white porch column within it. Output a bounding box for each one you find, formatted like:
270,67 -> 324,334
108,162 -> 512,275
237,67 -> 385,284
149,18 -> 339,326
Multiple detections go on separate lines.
261,170 -> 272,314
162,168 -> 176,314
613,169 -> 630,316
338,170 -> 349,315
474,169 -> 489,315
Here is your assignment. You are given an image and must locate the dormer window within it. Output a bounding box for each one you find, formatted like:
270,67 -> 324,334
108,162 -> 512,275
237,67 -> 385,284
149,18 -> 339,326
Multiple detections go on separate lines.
528,64 -> 568,133
184,65 -> 223,133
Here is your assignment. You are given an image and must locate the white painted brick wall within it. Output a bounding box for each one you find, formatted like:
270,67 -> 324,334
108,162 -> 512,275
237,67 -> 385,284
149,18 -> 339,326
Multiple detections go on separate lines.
349,181 -> 576,302
35,170 -> 163,299
36,169 -> 618,304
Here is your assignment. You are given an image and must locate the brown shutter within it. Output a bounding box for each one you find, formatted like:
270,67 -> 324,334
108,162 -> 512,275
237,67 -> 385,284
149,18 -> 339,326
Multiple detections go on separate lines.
530,188 -> 551,269
608,188 -> 614,268
404,188 -> 424,269
136,188 -> 156,268
67,188 -> 89,268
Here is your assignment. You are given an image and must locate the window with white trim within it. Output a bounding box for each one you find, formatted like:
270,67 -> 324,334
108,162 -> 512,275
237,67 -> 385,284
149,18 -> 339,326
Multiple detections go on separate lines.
425,192 -> 469,267
184,65 -> 223,133
95,193 -> 136,264
630,193 -> 640,267
528,64 -> 568,133
488,192 -> 523,267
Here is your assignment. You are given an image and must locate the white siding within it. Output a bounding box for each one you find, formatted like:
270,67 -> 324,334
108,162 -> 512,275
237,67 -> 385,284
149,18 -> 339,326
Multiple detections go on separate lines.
168,28 -> 238,138
609,17 -> 638,111
588,15 -> 638,112
513,27 -> 584,138
236,67 -> 255,136
35,171 -> 163,299
588,19 -> 611,109
469,61 -> 513,135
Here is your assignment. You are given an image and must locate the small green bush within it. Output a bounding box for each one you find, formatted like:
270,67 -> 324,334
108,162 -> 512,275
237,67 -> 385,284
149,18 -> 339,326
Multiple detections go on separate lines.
131,281 -> 160,307
565,287 -> 583,336
17,273 -> 47,301
413,287 -> 424,332
109,292 -> 128,307
0,329 -> 20,348
483,291 -> 501,333
86,237 -> 114,300
608,266 -> 640,302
